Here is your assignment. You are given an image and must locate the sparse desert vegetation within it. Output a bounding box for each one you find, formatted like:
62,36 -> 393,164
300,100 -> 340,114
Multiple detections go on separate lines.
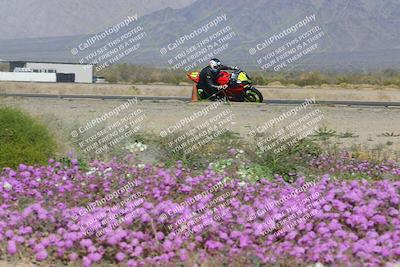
0,114 -> 399,266
0,98 -> 399,267
98,64 -> 400,88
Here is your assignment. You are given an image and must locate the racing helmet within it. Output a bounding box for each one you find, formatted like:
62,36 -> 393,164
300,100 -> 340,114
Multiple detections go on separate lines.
209,58 -> 221,72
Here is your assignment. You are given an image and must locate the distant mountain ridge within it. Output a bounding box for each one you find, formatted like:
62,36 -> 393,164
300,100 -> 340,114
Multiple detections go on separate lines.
0,0 -> 196,39
1,0 -> 400,71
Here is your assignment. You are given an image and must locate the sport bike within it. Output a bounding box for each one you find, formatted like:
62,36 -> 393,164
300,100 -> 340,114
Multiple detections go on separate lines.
187,69 -> 264,102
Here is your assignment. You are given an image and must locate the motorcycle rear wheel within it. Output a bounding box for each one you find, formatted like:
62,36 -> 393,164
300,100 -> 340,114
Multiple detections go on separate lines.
243,87 -> 263,103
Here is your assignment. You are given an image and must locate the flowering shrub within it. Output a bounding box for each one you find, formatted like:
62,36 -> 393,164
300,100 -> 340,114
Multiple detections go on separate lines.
0,155 -> 399,267
309,151 -> 400,180
125,142 -> 148,153
210,149 -> 272,183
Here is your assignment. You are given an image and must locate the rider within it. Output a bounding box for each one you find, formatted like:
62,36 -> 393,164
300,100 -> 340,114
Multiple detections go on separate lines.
197,58 -> 238,99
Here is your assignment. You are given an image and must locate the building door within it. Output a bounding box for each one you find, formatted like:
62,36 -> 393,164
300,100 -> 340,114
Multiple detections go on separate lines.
56,73 -> 75,83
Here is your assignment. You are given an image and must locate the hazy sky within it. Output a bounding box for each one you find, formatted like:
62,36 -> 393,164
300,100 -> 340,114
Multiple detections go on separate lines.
0,0 -> 196,39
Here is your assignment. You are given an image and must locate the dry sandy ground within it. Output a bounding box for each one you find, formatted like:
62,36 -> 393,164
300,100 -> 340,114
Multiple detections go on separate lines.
0,95 -> 399,267
1,96 -> 399,154
1,81 -> 400,102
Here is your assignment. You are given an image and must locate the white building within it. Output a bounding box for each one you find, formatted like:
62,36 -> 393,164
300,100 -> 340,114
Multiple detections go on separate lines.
0,61 -> 94,83
0,72 -> 56,82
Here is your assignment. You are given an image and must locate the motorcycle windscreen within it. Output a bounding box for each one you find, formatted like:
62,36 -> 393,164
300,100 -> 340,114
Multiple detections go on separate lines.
237,72 -> 251,83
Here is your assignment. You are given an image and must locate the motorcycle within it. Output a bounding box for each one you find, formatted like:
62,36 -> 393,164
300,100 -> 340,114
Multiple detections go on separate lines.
187,69 -> 264,103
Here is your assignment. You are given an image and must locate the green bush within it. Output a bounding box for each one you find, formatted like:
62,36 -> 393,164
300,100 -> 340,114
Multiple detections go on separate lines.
0,107 -> 56,169
247,135 -> 322,182
157,130 -> 243,169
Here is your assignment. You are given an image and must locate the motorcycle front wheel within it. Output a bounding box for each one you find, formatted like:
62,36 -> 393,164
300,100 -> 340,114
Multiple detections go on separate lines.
243,87 -> 263,103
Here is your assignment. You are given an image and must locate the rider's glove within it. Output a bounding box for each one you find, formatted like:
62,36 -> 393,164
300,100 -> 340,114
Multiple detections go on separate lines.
217,85 -> 228,90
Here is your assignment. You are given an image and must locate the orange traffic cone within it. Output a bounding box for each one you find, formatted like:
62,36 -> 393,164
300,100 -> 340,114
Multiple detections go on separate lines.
191,83 -> 199,102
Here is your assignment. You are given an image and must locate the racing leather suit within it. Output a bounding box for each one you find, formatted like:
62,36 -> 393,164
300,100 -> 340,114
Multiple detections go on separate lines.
197,65 -> 235,99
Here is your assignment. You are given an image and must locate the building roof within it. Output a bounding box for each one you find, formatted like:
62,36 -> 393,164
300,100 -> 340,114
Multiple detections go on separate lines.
0,60 -> 94,66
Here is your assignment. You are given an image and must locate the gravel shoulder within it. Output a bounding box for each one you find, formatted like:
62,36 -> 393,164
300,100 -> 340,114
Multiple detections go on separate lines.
1,97 -> 399,154
1,82 -> 400,102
